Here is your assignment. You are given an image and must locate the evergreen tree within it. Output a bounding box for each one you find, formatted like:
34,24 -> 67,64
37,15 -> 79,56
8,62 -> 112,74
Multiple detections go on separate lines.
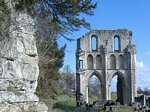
33,0 -> 97,98
16,0 -> 97,39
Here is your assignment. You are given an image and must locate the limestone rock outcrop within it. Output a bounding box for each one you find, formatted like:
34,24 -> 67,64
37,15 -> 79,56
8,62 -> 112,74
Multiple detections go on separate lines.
0,0 -> 48,111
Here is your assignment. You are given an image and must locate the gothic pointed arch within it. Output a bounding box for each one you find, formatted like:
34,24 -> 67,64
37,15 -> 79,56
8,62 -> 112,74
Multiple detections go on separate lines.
96,54 -> 102,69
85,71 -> 105,103
108,71 -> 127,105
87,54 -> 94,69
110,55 -> 116,69
86,71 -> 105,85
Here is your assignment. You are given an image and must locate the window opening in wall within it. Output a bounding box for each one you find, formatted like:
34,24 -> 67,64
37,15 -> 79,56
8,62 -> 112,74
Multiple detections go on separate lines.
79,60 -> 83,69
114,36 -> 120,52
91,35 -> 97,51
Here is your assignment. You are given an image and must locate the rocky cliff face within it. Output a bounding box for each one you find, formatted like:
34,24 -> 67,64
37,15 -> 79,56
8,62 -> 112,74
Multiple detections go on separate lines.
0,0 -> 48,111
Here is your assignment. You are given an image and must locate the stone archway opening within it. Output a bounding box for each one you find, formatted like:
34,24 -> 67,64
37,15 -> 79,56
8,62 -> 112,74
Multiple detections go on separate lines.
111,75 -> 117,101
110,72 -> 126,105
88,75 -> 101,104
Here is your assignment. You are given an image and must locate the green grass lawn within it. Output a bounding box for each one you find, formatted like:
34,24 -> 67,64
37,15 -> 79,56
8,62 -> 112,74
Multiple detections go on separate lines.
111,93 -> 117,101
39,93 -> 76,112
89,93 -> 117,104
89,94 -> 100,104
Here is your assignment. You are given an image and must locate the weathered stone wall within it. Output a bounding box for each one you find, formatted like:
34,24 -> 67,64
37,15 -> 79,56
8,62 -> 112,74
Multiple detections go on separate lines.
0,0 -> 48,111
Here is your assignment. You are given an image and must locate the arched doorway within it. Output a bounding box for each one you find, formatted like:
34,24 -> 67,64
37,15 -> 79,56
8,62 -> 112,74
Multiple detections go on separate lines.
86,72 -> 104,104
109,72 -> 126,105
88,75 -> 101,104
111,75 -> 117,101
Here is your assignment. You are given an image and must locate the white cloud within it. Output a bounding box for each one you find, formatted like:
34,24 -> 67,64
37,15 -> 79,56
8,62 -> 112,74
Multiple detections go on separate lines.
136,61 -> 150,89
136,61 -> 144,68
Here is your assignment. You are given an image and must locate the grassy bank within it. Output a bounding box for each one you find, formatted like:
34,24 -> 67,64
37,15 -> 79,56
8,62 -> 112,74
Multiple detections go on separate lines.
39,93 -> 76,112
39,92 -> 132,112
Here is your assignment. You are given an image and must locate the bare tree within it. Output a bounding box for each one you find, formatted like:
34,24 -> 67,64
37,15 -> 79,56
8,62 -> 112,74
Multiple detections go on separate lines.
60,65 -> 75,93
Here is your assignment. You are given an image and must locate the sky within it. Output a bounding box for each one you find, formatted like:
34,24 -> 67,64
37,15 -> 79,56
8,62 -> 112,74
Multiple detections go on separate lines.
58,0 -> 150,89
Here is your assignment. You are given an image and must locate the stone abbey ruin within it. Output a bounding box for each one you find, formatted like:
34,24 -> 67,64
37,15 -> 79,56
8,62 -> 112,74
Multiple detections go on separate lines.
76,29 -> 137,105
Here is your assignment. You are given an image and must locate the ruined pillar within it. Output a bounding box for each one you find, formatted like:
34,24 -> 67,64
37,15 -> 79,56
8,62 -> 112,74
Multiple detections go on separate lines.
103,45 -> 109,100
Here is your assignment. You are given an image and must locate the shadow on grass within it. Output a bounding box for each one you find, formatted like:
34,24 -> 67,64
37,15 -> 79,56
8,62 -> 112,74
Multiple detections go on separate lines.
53,101 -> 104,112
53,101 -> 76,111
74,107 -> 104,112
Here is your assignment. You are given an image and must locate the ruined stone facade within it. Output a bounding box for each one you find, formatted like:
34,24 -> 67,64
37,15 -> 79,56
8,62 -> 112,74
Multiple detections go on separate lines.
76,29 -> 137,105
0,0 -> 47,111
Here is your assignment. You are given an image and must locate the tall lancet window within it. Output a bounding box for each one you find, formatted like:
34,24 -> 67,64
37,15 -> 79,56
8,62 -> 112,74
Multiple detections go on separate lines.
114,35 -> 120,52
91,35 -> 98,51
